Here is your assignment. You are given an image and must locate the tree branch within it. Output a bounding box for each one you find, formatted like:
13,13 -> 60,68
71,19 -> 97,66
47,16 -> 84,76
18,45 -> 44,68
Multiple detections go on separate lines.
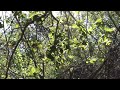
5,11 -> 51,79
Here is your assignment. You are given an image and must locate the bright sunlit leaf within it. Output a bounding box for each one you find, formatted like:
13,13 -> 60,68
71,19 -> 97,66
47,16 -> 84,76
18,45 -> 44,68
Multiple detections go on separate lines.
15,24 -> 19,28
30,67 -> 36,75
104,26 -> 115,32
68,55 -> 74,59
72,24 -> 79,29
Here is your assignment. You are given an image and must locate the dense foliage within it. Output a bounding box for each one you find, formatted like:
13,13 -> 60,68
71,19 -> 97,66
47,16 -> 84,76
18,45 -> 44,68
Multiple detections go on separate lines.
0,11 -> 120,79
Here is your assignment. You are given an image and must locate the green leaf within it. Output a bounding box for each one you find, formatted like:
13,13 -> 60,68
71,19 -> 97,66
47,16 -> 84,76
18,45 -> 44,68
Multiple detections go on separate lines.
90,60 -> 94,64
88,27 -> 93,32
30,67 -> 36,75
89,58 -> 97,64
28,12 -> 40,19
21,13 -> 27,18
73,38 -> 79,44
72,24 -> 79,29
61,60 -> 64,64
103,36 -> 112,45
95,18 -> 102,24
15,24 -> 19,28
38,44 -> 42,49
68,55 -> 74,59
86,61 -> 89,64
88,57 -> 97,64
104,26 -> 114,32
101,59 -> 104,62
